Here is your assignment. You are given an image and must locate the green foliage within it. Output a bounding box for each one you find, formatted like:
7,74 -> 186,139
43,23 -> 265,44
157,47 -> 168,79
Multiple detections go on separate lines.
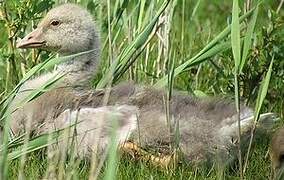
0,0 -> 283,179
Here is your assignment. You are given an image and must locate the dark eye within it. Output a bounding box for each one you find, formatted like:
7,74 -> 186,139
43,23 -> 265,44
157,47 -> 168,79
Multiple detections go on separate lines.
51,20 -> 60,26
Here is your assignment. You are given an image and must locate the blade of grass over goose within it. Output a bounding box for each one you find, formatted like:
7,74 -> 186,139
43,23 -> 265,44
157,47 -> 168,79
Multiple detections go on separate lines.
0,114 -> 11,178
243,56 -> 274,173
0,50 -> 96,178
154,6 -> 256,88
0,75 -> 64,123
18,74 -> 65,106
96,0 -> 171,88
0,50 -> 97,162
0,50 -> 96,117
1,122 -> 80,161
6,128 -> 68,161
166,51 -> 176,150
0,133 -> 25,150
103,118 -> 119,180
1,50 -> 96,122
231,0 -> 242,178
0,75 -> 64,140
0,72 -> 63,178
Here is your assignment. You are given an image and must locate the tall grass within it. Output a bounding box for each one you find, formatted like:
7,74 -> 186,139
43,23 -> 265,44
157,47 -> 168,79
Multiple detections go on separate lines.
231,0 -> 243,178
0,0 -> 284,179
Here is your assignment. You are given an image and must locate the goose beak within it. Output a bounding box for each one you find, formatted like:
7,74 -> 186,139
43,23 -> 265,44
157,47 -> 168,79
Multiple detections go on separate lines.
17,28 -> 46,49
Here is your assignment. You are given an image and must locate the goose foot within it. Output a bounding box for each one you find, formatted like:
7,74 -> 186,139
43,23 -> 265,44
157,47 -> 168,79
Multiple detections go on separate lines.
120,141 -> 178,168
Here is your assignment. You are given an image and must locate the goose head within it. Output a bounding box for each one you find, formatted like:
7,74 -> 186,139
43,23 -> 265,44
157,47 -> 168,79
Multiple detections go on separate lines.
17,3 -> 99,55
17,4 -> 100,84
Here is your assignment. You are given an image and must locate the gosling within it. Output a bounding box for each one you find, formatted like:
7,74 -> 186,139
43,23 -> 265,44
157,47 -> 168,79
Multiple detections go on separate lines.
12,3 -> 275,165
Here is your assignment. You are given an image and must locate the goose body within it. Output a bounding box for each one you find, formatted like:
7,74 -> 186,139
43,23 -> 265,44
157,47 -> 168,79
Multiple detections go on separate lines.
11,80 -> 253,162
11,3 -> 273,164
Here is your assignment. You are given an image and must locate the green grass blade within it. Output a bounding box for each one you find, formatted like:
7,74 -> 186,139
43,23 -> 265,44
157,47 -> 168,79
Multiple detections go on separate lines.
243,56 -> 274,173
0,50 -> 94,178
154,7 -> 255,88
231,0 -> 242,178
137,0 -> 146,31
96,0 -> 171,88
7,130 -> 63,160
231,0 -> 241,74
0,50 -> 95,117
255,56 -> 274,116
154,41 -> 231,87
240,4 -> 259,72
103,118 -> 119,180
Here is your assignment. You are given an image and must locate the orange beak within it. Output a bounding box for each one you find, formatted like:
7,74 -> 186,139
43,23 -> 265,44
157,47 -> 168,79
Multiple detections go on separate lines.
17,28 -> 46,49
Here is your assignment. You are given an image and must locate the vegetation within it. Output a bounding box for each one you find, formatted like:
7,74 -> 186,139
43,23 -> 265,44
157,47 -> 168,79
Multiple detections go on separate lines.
0,0 -> 283,179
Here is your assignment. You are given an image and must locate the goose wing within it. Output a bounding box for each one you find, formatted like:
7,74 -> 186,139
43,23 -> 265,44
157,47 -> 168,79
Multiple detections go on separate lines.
45,105 -> 138,157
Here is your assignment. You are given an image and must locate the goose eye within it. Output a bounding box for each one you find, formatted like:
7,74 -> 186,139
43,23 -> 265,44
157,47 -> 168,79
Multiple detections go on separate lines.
51,20 -> 60,26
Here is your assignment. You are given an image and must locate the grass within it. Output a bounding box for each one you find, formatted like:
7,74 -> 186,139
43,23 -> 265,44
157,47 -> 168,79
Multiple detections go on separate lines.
0,0 -> 284,179
6,134 -> 272,179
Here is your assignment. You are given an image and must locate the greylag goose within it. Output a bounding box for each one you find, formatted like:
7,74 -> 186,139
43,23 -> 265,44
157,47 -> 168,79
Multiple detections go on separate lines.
12,3 -> 274,165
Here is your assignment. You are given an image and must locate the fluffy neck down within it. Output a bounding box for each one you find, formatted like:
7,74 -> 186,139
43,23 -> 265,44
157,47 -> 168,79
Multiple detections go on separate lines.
56,32 -> 100,87
57,49 -> 100,87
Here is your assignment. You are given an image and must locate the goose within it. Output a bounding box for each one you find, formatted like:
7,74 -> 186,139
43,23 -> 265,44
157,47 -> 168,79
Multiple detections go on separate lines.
12,3 -> 275,165
270,127 -> 284,178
